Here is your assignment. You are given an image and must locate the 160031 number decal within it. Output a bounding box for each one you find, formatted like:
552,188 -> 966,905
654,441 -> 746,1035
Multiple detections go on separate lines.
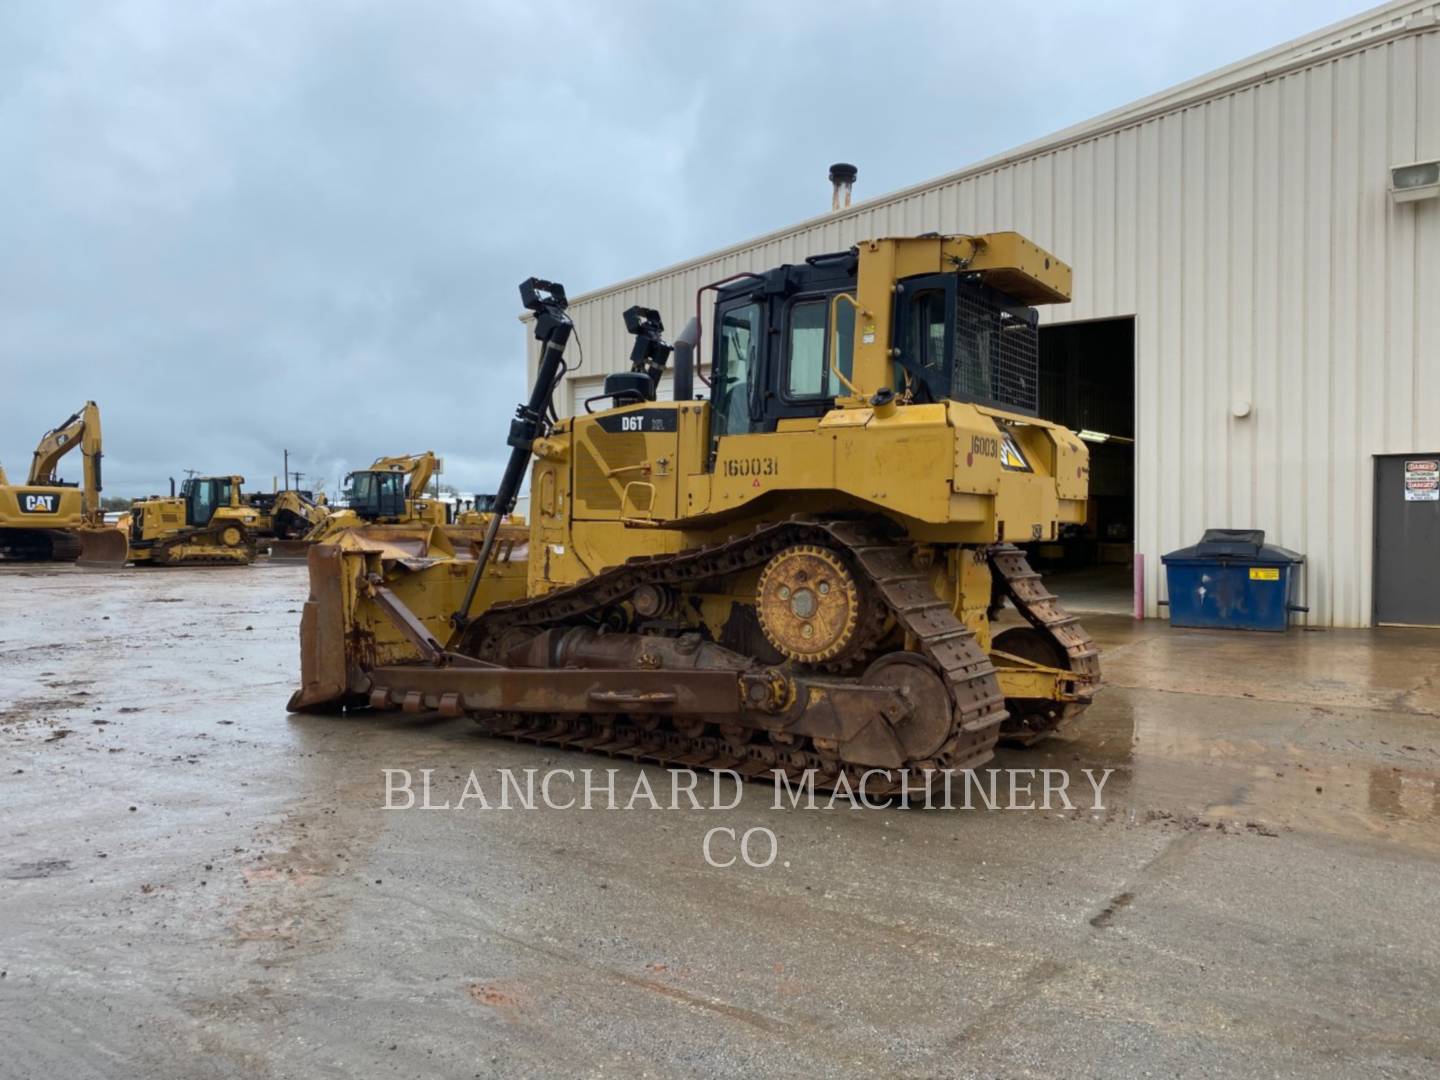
723,457 -> 779,478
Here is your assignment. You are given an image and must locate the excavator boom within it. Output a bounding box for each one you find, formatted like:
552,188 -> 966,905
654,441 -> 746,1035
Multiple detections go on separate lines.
27,401 -> 103,516
1,401 -> 103,560
360,452 -> 441,501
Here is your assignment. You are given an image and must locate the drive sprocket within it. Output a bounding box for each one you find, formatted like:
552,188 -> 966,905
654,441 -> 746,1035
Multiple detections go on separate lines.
756,544 -> 863,664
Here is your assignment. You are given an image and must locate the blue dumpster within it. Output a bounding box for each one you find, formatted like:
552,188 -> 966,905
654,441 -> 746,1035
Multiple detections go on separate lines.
1161,529 -> 1306,631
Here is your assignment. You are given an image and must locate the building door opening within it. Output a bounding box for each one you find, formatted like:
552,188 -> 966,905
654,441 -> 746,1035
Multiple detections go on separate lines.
1032,317 -> 1136,615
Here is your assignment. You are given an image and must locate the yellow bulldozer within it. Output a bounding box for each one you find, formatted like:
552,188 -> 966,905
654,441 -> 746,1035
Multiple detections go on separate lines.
0,401 -> 104,561
290,233 -> 1101,787
79,474 -> 262,567
247,485 -> 331,558
247,487 -> 330,542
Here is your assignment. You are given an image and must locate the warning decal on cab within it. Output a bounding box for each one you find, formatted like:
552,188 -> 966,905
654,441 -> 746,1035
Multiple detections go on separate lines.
998,432 -> 1032,473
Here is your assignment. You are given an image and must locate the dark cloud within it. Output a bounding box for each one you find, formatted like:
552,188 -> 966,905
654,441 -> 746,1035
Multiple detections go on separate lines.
0,0 -> 1367,497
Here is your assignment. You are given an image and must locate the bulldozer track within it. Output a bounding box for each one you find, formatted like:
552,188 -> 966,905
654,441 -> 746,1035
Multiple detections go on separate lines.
988,543 -> 1102,742
149,525 -> 256,566
446,518 -> 1018,791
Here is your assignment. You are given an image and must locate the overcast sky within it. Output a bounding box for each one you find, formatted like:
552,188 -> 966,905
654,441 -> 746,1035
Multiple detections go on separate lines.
1,0 -> 1373,498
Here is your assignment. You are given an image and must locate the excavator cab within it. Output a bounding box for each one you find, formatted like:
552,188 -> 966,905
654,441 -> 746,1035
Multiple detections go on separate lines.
292,452 -> 449,550
344,469 -> 409,520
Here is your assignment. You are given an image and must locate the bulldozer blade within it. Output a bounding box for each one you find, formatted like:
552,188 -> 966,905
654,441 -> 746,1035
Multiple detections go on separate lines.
76,527 -> 131,568
267,538 -> 312,561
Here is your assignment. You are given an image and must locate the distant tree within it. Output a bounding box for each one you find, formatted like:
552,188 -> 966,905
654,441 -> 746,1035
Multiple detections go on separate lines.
100,495 -> 132,511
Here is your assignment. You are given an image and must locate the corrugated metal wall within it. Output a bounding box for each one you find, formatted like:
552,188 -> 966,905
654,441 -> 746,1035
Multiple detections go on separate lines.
533,9 -> 1440,626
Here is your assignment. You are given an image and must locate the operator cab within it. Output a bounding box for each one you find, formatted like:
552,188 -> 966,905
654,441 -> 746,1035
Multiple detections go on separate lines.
344,470 -> 407,520
708,250 -> 1041,458
181,476 -> 236,527
710,254 -> 858,448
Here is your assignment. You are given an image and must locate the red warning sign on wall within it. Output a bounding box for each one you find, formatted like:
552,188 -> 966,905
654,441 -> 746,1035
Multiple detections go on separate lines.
1404,459 -> 1439,502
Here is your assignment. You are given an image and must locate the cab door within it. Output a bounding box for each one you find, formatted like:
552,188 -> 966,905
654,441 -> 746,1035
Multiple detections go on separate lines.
707,297 -> 765,468
187,478 -> 235,527
186,480 -> 217,527
707,290 -> 855,471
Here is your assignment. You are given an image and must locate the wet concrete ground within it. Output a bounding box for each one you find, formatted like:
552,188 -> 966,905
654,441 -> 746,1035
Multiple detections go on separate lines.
1,562 -> 1437,1079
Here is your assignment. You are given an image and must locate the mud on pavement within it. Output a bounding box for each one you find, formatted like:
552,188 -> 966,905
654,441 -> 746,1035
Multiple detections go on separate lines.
2,562 -> 1439,1078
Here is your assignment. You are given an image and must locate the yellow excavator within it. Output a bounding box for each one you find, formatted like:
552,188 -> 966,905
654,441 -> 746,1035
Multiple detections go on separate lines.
267,452 -> 459,560
290,233 -> 1101,788
79,475 -> 262,567
0,401 -> 103,561
297,453 -> 448,539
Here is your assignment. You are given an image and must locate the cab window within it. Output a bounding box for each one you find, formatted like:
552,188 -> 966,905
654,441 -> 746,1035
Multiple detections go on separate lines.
905,290 -> 948,371
953,291 -> 995,401
785,298 -> 856,399
186,479 -> 228,526
786,301 -> 826,397
714,302 -> 762,437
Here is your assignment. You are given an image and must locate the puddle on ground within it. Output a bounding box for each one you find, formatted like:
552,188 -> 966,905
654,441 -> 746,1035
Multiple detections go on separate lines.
1016,690 -> 1440,849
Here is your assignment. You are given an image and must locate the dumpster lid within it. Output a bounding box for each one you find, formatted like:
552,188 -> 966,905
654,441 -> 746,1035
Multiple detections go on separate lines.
1162,528 -> 1304,564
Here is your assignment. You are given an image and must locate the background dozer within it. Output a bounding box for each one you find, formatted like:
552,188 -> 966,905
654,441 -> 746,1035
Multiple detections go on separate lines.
248,487 -> 329,541
249,486 -> 331,558
79,475 -> 262,567
291,234 -> 1102,790
0,401 -> 103,561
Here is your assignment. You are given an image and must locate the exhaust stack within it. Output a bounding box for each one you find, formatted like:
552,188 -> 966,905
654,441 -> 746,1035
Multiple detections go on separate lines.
829,162 -> 857,211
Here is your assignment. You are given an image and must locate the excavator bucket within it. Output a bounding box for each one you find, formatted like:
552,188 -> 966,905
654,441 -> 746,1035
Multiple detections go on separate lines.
76,526 -> 131,568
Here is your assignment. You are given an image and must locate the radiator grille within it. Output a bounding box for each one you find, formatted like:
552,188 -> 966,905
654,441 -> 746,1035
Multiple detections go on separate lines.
573,434 -> 646,513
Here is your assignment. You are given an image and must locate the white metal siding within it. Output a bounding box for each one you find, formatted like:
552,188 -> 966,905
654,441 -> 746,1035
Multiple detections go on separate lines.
534,5 -> 1440,627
